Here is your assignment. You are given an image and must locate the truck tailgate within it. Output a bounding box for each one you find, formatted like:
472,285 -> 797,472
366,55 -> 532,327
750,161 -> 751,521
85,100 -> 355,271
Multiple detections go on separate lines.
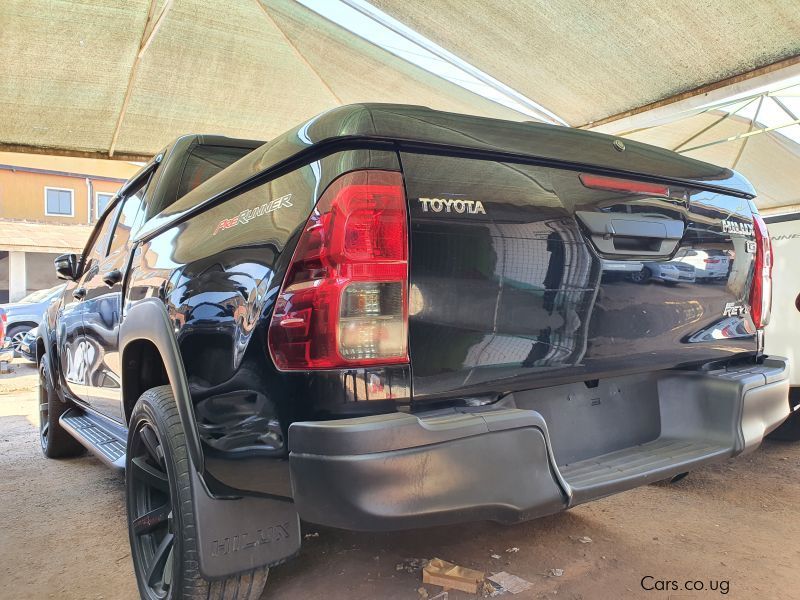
402,151 -> 758,401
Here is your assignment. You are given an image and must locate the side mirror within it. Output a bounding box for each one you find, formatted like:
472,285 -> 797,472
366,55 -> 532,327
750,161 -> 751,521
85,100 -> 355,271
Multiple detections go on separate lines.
54,254 -> 79,281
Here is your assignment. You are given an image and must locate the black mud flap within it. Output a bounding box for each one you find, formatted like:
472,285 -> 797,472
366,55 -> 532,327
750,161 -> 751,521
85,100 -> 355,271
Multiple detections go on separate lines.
190,467 -> 300,579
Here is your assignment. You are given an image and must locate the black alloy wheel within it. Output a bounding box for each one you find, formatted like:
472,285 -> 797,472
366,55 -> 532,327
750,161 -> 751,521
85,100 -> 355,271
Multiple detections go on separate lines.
129,419 -> 176,599
38,354 -> 84,459
126,386 -> 270,599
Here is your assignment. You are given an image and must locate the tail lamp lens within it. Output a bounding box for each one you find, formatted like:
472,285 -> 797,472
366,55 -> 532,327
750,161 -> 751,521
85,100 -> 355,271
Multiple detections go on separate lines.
749,208 -> 772,329
579,173 -> 669,197
268,170 -> 408,370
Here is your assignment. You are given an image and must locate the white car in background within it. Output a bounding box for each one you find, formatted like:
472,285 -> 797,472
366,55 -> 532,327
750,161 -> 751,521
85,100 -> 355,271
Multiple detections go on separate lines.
601,259 -> 645,276
629,259 -> 696,284
765,211 -> 800,438
673,248 -> 730,281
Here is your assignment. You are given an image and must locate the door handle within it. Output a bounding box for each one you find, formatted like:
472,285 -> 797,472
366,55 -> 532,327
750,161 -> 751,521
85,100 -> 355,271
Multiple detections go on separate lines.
102,269 -> 123,287
72,287 -> 86,300
575,211 -> 685,257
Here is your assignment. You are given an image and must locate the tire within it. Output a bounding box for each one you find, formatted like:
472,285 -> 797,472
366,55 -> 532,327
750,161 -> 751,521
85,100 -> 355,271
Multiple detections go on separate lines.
629,267 -> 651,284
39,354 -> 84,458
8,324 -> 33,355
126,386 -> 269,600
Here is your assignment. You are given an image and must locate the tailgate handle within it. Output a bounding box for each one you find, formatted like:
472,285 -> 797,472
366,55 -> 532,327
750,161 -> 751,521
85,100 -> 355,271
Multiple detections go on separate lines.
576,211 -> 684,257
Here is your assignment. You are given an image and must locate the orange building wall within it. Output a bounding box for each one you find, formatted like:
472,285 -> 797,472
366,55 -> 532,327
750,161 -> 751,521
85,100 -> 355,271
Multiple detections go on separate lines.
0,170 -> 125,225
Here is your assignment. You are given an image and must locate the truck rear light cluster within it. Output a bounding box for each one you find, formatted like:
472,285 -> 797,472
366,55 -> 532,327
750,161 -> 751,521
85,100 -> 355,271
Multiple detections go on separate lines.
268,170 -> 409,370
749,206 -> 772,329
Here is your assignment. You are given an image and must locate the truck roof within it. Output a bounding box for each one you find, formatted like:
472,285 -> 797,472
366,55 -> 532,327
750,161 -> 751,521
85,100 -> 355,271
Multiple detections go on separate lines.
138,104 -> 756,241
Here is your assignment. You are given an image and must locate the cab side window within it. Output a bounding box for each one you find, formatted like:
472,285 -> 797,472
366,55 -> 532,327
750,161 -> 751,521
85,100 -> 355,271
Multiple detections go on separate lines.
146,144 -> 253,219
81,209 -> 118,274
176,145 -> 252,200
107,178 -> 150,258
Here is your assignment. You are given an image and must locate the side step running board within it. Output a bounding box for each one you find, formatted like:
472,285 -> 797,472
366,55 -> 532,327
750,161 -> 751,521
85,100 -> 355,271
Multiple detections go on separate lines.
60,407 -> 127,469
559,437 -> 731,505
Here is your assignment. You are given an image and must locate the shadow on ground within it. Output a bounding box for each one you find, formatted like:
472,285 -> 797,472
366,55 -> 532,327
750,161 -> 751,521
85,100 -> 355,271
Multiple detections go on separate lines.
1,371 -> 798,599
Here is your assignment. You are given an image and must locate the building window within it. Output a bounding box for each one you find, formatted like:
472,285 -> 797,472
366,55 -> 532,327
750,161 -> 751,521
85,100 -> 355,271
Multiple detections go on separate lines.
44,187 -> 74,216
96,192 -> 114,218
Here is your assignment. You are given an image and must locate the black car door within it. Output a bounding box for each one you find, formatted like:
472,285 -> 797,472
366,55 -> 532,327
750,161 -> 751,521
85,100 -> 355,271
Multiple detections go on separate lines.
81,178 -> 149,422
57,212 -> 117,402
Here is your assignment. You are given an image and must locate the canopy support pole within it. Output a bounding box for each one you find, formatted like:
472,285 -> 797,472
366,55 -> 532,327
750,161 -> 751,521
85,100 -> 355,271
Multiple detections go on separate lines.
108,0 -> 173,158
731,96 -> 764,168
671,97 -> 758,152
254,1 -> 343,106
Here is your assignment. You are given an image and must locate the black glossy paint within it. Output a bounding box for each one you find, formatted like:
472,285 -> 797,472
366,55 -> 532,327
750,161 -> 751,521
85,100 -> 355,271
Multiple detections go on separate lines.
41,105 -> 761,500
46,136 -> 261,419
81,176 -> 151,421
402,152 -> 757,401
126,148 -> 409,495
137,104 -> 754,245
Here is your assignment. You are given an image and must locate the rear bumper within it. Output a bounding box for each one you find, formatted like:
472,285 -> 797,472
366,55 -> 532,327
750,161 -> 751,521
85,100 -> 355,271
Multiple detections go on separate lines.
695,271 -> 727,279
289,410 -> 567,530
653,270 -> 695,282
288,357 -> 789,531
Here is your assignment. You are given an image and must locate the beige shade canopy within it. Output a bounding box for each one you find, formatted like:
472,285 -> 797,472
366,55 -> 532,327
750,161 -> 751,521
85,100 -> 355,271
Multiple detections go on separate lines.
0,0 -> 798,212
627,114 -> 800,212
0,0 -> 527,161
618,84 -> 800,213
371,0 -> 800,126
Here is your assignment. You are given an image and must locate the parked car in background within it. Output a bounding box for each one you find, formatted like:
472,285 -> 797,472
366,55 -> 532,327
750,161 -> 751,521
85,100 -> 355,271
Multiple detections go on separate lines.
673,247 -> 730,281
15,326 -> 38,363
765,211 -> 800,439
601,259 -> 645,279
630,259 -> 696,283
0,284 -> 65,355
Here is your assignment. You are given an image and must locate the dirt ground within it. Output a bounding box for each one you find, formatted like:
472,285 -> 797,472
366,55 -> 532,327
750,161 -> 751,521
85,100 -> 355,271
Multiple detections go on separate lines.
2,358 -> 799,600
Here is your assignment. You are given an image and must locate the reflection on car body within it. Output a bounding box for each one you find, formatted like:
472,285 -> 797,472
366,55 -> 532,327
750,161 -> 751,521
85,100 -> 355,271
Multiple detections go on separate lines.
674,247 -> 730,281
629,260 -> 696,284
16,326 -> 38,362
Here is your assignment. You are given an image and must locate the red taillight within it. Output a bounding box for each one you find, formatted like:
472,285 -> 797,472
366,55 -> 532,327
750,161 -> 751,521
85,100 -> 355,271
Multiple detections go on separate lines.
579,173 -> 669,197
704,258 -> 720,264
268,170 -> 409,370
749,207 -> 772,329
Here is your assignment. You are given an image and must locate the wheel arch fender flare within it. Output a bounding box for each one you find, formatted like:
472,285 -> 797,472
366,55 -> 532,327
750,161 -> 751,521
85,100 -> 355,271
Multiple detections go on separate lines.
123,300 -> 301,578
119,298 -> 204,472
37,319 -> 58,383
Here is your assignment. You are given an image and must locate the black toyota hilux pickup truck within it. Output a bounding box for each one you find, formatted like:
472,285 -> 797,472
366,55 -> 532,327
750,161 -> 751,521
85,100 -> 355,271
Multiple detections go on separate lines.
37,104 -> 791,599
